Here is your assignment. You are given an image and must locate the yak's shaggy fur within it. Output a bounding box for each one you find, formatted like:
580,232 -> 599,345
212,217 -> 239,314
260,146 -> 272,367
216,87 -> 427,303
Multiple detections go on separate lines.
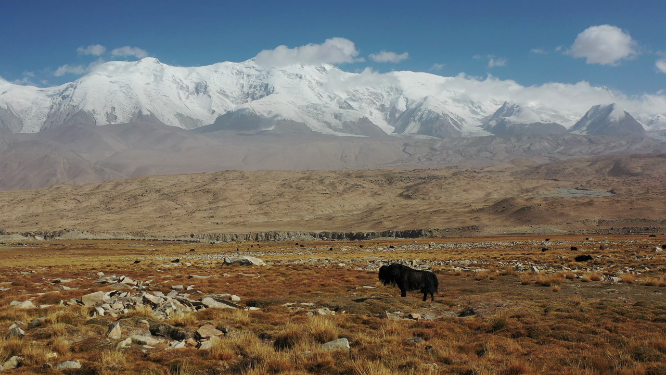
379,263 -> 439,301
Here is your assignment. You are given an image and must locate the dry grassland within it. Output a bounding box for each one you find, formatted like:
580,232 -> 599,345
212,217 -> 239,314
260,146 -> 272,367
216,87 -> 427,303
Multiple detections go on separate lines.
1,234 -> 666,374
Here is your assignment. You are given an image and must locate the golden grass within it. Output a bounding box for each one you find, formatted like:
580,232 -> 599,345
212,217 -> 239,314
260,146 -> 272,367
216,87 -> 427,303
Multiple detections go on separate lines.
2,235 -> 666,374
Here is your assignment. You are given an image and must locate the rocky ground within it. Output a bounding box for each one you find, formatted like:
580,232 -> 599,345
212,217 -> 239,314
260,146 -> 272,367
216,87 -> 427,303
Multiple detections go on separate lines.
1,234 -> 666,374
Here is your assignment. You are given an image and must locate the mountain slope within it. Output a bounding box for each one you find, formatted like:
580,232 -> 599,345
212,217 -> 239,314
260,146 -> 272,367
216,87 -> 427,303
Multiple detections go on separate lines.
569,104 -> 646,137
483,102 -> 567,136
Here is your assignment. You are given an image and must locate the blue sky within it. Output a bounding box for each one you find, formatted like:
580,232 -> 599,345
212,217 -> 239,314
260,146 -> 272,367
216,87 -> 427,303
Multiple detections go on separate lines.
1,0 -> 664,96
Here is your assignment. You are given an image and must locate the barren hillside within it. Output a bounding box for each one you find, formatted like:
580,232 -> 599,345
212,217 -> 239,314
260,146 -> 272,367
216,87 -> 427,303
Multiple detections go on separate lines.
1,154 -> 665,237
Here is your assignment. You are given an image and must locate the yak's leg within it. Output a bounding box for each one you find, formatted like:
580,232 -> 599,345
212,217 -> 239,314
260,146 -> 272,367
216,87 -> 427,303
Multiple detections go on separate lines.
431,293 -> 435,302
400,288 -> 407,297
422,292 -> 427,301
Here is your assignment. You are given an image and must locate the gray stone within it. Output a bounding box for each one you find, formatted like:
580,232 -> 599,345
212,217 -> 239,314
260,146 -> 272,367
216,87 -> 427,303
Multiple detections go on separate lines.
322,338 -> 350,352
131,335 -> 162,346
14,300 -> 36,309
95,276 -> 119,284
3,356 -> 22,370
6,327 -> 25,339
82,291 -> 105,306
94,306 -> 105,316
223,256 -> 266,266
406,337 -> 425,344
230,295 -> 241,302
143,293 -> 165,306
171,285 -> 184,291
169,340 -> 186,349
7,321 -> 25,330
107,322 -> 122,339
385,311 -> 402,319
117,337 -> 132,349
195,324 -> 224,340
54,361 -> 82,370
198,336 -> 221,350
201,297 -> 239,309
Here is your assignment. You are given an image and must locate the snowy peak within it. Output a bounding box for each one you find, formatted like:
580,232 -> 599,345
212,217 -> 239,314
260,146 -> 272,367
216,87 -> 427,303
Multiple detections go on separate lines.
483,102 -> 566,136
569,103 -> 645,137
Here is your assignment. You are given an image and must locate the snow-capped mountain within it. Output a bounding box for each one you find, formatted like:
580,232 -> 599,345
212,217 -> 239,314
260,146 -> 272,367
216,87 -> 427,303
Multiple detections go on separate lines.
569,104 -> 646,137
483,102 -> 567,135
0,58 -> 663,138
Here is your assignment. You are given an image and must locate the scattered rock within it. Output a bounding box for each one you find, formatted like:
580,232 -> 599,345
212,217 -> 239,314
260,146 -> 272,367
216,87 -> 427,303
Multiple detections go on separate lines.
169,340 -> 186,349
223,256 -> 266,266
131,335 -> 162,346
13,300 -> 36,309
458,307 -> 476,317
95,276 -> 119,284
188,275 -> 211,279
82,291 -> 106,306
230,295 -> 241,302
6,327 -> 25,339
653,247 -> 663,252
28,317 -> 46,328
570,246 -> 578,251
107,322 -> 122,339
322,338 -> 350,352
384,311 -> 402,320
117,337 -> 132,349
54,361 -> 82,370
3,356 -> 22,370
406,337 -> 425,344
201,297 -> 240,309
408,313 -> 421,320
150,323 -> 187,341
195,324 -> 224,340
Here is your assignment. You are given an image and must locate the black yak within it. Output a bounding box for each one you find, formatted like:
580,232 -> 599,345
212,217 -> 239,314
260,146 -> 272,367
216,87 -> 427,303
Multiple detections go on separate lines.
378,263 -> 439,301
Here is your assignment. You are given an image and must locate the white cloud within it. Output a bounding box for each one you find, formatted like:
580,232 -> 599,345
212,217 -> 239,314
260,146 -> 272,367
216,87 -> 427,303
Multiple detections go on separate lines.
657,58 -> 666,74
254,38 -> 362,67
77,44 -> 106,56
111,46 -> 149,59
53,58 -> 105,77
566,25 -> 637,65
474,54 -> 508,68
53,64 -> 88,76
430,63 -> 445,71
369,51 -> 409,63
487,57 -> 508,68
530,48 -> 547,54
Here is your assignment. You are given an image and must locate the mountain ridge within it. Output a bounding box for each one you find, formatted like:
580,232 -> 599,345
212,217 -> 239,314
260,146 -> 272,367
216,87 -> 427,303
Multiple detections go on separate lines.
1,58 -> 663,138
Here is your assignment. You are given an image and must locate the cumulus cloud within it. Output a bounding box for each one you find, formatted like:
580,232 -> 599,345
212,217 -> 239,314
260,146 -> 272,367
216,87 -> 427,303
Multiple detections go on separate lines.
77,44 -> 106,56
657,59 -> 666,74
53,64 -> 88,76
487,57 -> 508,68
254,38 -> 362,68
530,48 -> 547,54
53,58 -> 105,77
111,46 -> 149,59
566,25 -> 637,65
474,54 -> 508,68
430,63 -> 445,71
369,51 -> 409,63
